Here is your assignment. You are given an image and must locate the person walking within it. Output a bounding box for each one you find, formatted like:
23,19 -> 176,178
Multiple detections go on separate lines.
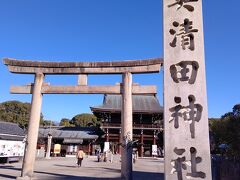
96,148 -> 101,162
76,148 -> 85,167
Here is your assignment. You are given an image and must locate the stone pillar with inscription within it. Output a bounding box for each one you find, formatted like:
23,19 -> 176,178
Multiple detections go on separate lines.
163,0 -> 212,179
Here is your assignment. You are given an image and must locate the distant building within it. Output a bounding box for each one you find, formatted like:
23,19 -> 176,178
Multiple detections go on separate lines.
91,94 -> 163,157
38,126 -> 99,156
0,121 -> 25,163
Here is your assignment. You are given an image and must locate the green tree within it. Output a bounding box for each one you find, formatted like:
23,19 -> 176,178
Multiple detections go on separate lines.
59,118 -> 73,127
233,104 -> 240,116
71,113 -> 99,127
209,118 -> 227,151
0,100 -> 44,128
210,104 -> 240,159
40,119 -> 57,127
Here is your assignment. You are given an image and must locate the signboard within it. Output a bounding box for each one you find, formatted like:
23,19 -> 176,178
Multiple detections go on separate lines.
103,142 -> 110,152
67,145 -> 78,153
53,144 -> 61,154
152,145 -> 158,156
0,140 -> 25,157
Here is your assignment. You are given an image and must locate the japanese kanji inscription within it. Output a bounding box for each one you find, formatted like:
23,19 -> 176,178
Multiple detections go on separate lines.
164,0 -> 212,179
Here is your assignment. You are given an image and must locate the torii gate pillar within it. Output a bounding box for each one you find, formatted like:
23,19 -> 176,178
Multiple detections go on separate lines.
121,72 -> 133,180
18,73 -> 44,180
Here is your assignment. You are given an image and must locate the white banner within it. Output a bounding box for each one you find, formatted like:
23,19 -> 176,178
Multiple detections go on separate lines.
103,142 -> 110,152
152,145 -> 158,156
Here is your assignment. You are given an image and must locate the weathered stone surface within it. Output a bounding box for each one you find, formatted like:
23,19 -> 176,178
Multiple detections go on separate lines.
3,58 -> 162,67
78,74 -> 88,85
3,58 -> 163,74
21,73 -> 44,178
121,72 -> 133,180
6,64 -> 161,74
163,0 -> 212,179
10,85 -> 157,94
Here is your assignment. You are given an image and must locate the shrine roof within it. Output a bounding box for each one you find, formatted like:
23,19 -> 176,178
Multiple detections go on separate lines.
38,126 -> 98,140
90,94 -> 163,114
0,121 -> 25,141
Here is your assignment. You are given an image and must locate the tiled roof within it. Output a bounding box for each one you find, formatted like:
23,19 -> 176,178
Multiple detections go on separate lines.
38,127 -> 98,140
91,94 -> 163,114
0,121 -> 25,141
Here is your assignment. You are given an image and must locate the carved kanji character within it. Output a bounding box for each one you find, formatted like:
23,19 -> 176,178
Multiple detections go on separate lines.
186,147 -> 206,178
171,147 -> 206,179
169,19 -> 198,51
169,95 -> 202,138
168,0 -> 198,12
170,61 -> 199,84
171,147 -> 187,180
169,97 -> 183,129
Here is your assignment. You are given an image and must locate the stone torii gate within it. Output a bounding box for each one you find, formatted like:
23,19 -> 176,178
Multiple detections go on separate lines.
3,58 -> 162,180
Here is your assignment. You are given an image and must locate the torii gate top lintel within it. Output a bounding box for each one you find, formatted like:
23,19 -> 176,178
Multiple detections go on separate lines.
3,57 -> 163,74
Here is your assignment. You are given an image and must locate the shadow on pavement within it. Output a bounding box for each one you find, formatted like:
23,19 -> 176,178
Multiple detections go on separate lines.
33,170 -> 163,180
0,163 -> 164,180
133,171 -> 164,180
85,166 -> 121,173
54,164 -> 78,168
34,170 -> 120,180
32,171 -> 164,180
0,165 -> 17,169
54,164 -> 121,173
0,166 -> 21,170
0,174 -> 16,179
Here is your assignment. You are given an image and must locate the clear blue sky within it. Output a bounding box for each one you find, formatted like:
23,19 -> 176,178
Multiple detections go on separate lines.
0,0 -> 239,122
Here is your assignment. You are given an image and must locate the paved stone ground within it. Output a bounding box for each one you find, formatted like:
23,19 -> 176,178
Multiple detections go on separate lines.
0,156 -> 164,180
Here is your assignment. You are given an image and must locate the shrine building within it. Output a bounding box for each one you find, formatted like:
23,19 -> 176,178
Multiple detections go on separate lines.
91,94 -> 163,157
38,126 -> 99,157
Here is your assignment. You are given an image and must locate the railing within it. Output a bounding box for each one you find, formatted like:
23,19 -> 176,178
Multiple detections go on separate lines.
101,123 -> 163,130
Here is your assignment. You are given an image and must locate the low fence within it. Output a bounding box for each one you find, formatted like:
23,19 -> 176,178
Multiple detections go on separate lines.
212,158 -> 240,180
